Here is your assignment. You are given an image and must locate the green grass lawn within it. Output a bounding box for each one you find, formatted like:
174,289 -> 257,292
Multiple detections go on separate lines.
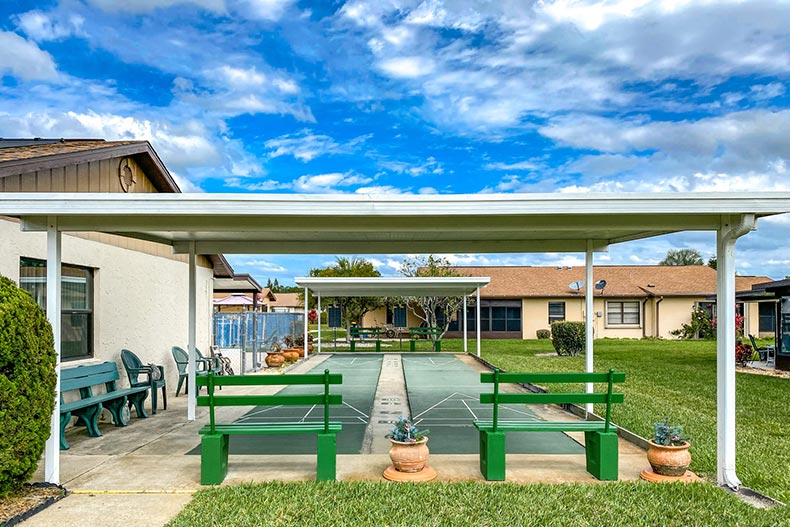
168,481 -> 788,527
169,338 -> 789,526
472,338 -> 790,503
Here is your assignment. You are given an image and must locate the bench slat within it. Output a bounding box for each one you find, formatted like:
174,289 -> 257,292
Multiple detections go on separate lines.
199,422 -> 342,435
196,373 -> 342,388
481,371 -> 626,384
473,420 -> 609,432
480,392 -> 624,405
197,393 -> 342,407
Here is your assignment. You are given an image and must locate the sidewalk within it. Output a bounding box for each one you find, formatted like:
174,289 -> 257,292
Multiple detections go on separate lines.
24,353 -> 648,527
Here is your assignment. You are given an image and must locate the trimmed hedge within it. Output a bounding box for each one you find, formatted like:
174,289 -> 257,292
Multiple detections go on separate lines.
550,321 -> 585,356
0,275 -> 57,496
536,329 -> 551,340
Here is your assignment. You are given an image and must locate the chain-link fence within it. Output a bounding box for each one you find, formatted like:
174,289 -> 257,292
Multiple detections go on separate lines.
213,311 -> 304,373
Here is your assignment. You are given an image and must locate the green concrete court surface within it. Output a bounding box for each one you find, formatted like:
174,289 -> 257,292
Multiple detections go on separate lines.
190,354 -> 383,455
403,354 -> 583,455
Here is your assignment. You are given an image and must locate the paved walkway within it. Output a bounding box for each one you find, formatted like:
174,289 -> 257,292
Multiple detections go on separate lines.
25,353 -> 649,527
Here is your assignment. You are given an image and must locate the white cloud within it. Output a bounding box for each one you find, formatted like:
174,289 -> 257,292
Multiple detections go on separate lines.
484,161 -> 539,171
379,157 -> 443,177
225,178 -> 289,191
291,172 -> 373,192
264,130 -> 370,162
354,185 -> 404,194
233,0 -> 295,21
0,31 -> 59,81
378,57 -> 436,79
15,10 -> 85,41
87,0 -> 225,13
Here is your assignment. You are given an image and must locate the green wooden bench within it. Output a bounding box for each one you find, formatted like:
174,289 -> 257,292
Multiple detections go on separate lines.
474,368 -> 625,481
197,369 -> 343,484
408,326 -> 443,351
60,362 -> 150,450
349,326 -> 382,352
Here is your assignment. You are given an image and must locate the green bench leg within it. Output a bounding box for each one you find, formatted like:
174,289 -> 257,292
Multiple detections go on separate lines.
350,340 -> 356,353
128,391 -> 149,419
409,340 -> 416,352
201,433 -> 229,485
434,340 -> 441,352
585,431 -> 619,481
104,396 -> 130,426
73,404 -> 103,437
316,432 -> 337,481
479,430 -> 506,481
375,340 -> 381,352
60,412 -> 72,450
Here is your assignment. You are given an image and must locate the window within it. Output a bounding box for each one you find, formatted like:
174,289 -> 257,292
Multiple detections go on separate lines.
19,257 -> 94,361
548,302 -> 566,324
607,301 -> 640,325
759,302 -> 776,333
448,302 -> 520,332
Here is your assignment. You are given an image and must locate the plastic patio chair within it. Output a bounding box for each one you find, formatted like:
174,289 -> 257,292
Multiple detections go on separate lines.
120,349 -> 167,414
748,334 -> 775,364
171,346 -> 222,396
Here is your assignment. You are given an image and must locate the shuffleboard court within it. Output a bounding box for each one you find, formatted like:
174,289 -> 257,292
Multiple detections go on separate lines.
402,354 -> 584,455
190,354 -> 383,455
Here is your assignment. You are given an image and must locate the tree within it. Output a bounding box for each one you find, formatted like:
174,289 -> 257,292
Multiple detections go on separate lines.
707,256 -> 717,270
307,257 -> 383,340
398,255 -> 466,340
659,249 -> 703,266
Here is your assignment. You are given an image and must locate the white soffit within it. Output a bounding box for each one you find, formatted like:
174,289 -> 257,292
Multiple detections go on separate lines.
3,192 -> 790,254
295,277 -> 491,297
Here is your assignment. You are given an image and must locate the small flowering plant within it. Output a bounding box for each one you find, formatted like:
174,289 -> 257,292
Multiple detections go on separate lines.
653,417 -> 689,446
386,416 -> 429,443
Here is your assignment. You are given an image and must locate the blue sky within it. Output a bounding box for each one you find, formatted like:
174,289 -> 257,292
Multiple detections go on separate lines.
1,0 -> 789,284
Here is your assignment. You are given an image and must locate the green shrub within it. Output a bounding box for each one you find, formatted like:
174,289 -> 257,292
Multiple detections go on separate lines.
536,329 -> 551,339
550,321 -> 585,356
0,275 -> 57,496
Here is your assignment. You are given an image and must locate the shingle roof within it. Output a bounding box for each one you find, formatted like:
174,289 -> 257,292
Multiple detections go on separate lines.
0,139 -> 143,163
453,265 -> 772,298
268,293 -> 303,308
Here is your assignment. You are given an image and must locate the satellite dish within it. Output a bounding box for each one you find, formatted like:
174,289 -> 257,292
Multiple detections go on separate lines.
595,280 -> 607,290
569,281 -> 584,291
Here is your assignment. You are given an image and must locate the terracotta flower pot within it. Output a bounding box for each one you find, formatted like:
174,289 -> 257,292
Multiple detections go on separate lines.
647,440 -> 691,476
282,350 -> 300,362
265,352 -> 284,368
389,437 -> 430,473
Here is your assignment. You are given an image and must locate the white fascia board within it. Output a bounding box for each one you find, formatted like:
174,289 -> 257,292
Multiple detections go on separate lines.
294,276 -> 490,297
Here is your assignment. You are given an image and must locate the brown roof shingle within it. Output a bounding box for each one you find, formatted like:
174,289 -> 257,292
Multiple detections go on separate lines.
0,140 -> 143,163
453,265 -> 772,298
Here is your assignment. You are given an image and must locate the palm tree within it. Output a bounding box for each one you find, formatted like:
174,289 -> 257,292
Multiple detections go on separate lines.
659,249 -> 704,266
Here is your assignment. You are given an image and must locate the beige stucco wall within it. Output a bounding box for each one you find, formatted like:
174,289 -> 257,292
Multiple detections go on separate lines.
0,218 -> 214,391
362,307 -> 422,328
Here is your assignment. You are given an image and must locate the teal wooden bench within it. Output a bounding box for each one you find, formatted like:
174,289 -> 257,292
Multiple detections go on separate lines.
474,368 -> 625,481
197,369 -> 343,484
60,362 -> 150,450
349,326 -> 382,352
408,326 -> 443,351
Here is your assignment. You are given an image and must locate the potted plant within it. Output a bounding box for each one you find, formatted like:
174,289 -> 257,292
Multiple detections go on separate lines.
265,341 -> 285,368
647,417 -> 691,477
386,416 -> 430,473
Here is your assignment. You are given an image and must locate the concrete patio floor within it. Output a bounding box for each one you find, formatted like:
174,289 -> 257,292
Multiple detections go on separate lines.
25,353 -> 651,527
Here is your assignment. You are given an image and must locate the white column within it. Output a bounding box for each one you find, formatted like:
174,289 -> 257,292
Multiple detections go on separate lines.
303,287 -> 309,358
463,294 -> 468,353
476,287 -> 481,357
45,217 -> 61,484
318,294 -> 322,354
187,242 -> 197,421
585,240 -> 594,415
716,214 -> 754,489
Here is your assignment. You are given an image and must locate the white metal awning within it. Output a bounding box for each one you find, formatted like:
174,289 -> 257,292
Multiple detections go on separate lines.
3,192 -> 790,254
294,277 -> 490,297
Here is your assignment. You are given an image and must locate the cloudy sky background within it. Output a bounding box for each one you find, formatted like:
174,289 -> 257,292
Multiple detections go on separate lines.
1,0 -> 789,283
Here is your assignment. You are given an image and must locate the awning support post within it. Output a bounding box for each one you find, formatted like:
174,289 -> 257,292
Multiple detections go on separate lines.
476,287 -> 481,358
463,294 -> 468,353
187,241 -> 197,421
585,239 -> 594,415
318,294 -> 322,354
716,214 -> 754,490
45,217 -> 61,484
303,288 -> 309,358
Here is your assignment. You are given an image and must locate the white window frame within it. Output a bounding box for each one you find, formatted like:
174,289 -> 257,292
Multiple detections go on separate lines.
606,300 -> 641,327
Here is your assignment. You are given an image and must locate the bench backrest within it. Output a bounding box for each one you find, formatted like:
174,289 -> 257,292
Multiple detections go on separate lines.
408,327 -> 442,337
196,370 -> 342,434
480,369 -> 625,433
61,362 -> 121,400
350,327 -> 381,338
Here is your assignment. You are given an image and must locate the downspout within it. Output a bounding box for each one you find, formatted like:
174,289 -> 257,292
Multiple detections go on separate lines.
641,297 -> 649,339
716,213 -> 756,491
655,296 -> 664,338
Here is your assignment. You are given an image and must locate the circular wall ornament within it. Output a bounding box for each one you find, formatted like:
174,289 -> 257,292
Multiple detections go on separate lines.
118,157 -> 136,192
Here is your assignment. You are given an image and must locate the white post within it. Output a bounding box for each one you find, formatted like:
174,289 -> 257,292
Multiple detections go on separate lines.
45,217 -> 61,484
716,214 -> 754,489
187,242 -> 197,421
463,294 -> 468,353
303,287 -> 309,358
318,294 -> 322,354
585,240 -> 594,415
476,287 -> 481,358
